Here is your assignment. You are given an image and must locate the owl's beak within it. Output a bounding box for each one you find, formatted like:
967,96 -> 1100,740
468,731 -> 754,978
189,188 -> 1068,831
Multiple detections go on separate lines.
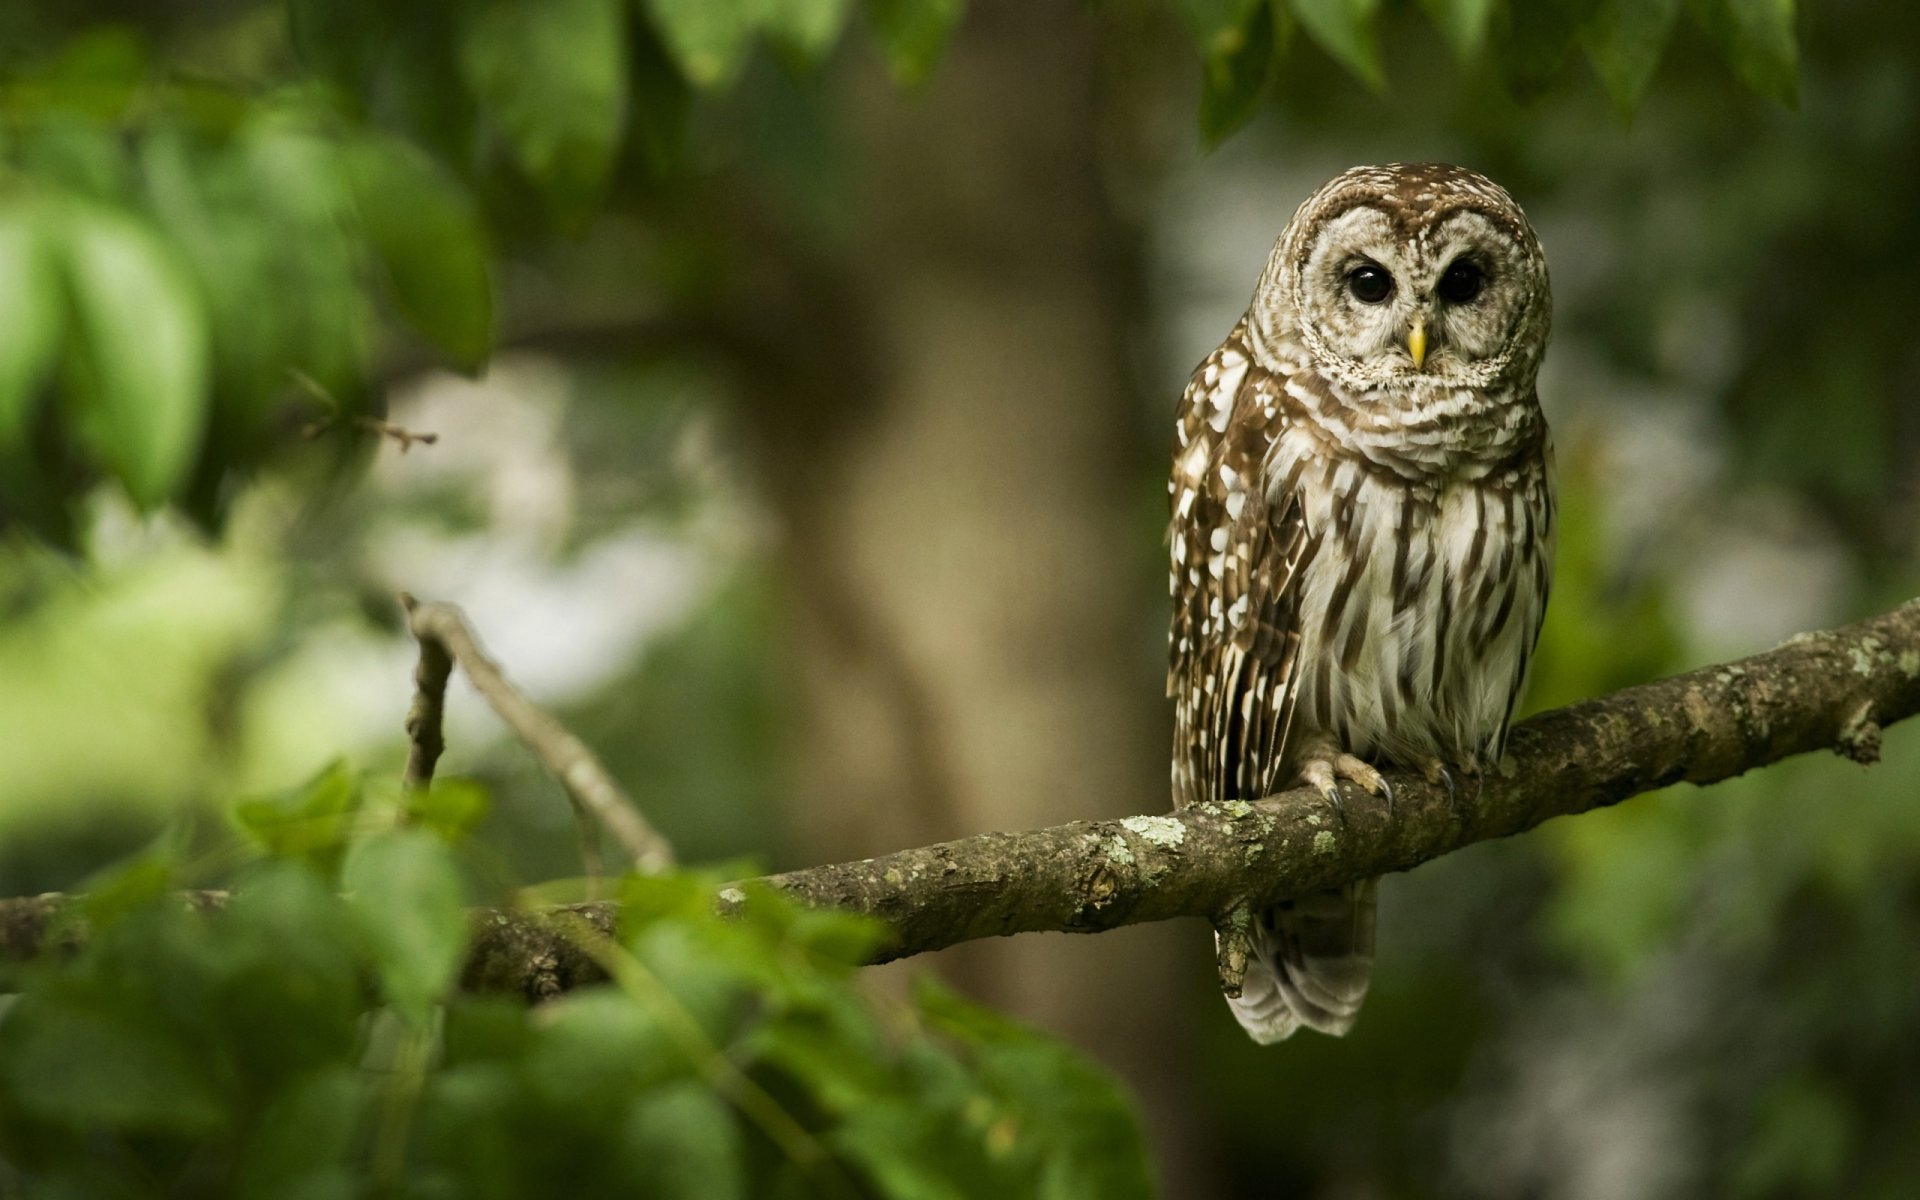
1407,319 -> 1428,371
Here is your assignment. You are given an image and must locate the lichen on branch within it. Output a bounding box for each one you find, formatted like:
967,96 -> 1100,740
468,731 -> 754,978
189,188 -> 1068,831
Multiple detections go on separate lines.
744,596 -> 1920,961
0,599 -> 1914,1000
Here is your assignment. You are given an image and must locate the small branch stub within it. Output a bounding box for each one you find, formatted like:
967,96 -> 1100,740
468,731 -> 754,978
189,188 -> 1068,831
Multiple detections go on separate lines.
1214,906 -> 1253,999
401,594 -> 453,794
291,370 -> 439,453
1838,700 -> 1883,765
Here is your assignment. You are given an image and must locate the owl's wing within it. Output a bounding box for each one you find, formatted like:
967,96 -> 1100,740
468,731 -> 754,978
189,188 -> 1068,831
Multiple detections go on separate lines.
1169,330 -> 1313,807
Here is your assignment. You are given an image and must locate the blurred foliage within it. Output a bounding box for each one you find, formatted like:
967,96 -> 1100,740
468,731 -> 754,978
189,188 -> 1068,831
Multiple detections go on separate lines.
0,0 -> 1793,542
0,769 -> 1152,1198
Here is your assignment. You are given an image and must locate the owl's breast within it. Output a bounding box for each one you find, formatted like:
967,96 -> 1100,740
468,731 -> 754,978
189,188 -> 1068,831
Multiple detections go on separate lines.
1286,452 -> 1553,768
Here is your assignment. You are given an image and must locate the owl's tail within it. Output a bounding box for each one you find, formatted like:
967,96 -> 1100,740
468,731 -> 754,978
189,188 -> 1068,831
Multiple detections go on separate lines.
1224,876 -> 1377,1043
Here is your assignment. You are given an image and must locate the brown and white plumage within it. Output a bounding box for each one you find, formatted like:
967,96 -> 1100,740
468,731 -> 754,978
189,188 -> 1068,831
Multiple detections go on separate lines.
1168,163 -> 1555,1043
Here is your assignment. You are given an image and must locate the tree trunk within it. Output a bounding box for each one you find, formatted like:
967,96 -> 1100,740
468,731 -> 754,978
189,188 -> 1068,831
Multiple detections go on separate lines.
747,4 -> 1220,1194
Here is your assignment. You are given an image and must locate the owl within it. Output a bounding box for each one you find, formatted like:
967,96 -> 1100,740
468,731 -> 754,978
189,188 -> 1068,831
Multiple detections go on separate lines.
1168,163 -> 1554,1043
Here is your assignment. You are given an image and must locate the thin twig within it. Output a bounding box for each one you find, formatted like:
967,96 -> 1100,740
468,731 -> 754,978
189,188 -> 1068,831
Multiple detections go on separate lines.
292,370 -> 440,452
566,791 -> 608,897
301,413 -> 440,452
397,594 -> 676,875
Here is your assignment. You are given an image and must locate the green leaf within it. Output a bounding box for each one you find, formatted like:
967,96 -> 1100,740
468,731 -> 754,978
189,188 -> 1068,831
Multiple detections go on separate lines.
834,1100 -> 984,1200
74,848 -> 178,931
0,999 -> 227,1134
642,0 -> 761,89
619,1082 -> 747,1200
629,21 -> 695,175
861,0 -> 965,88
234,120 -> 373,413
1288,0 -> 1383,88
1492,0 -> 1600,95
236,1067 -> 370,1200
522,988 -> 689,1106
764,0 -> 855,62
58,203 -> 209,506
1417,0 -> 1497,59
405,776 -> 492,842
233,759 -> 365,875
743,1014 -> 889,1115
0,203 -> 63,458
1583,0 -> 1679,116
215,867 -> 366,1078
28,27 -> 149,121
342,829 -> 468,1023
914,979 -> 1154,1200
460,0 -> 629,217
629,919 -> 770,1042
1689,0 -> 1797,107
777,903 -> 892,971
1172,0 -> 1262,58
441,995 -> 533,1064
1198,2 -> 1286,147
619,868 -> 738,926
287,0 -> 394,95
994,1041 -> 1153,1200
344,138 -> 494,370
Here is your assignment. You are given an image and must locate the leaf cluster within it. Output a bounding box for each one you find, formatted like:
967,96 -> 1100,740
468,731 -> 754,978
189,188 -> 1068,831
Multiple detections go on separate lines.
0,0 -> 1805,542
1179,0 -> 1799,143
0,765 -> 1153,1198
0,29 -> 488,542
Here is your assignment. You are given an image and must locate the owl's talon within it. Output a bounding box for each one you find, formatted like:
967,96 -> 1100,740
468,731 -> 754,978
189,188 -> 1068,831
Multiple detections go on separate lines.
1299,753 -> 1391,822
1414,757 -> 1458,818
1300,759 -> 1346,820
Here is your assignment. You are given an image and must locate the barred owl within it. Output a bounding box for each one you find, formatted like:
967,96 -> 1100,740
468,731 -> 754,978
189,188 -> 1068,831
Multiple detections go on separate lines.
1168,163 -> 1554,1043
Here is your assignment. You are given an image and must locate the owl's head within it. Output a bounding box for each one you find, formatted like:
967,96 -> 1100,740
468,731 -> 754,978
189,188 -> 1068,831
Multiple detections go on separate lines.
1256,163 -> 1551,393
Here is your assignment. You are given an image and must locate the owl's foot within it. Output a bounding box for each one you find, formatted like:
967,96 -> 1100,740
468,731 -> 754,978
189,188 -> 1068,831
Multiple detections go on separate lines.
1298,753 -> 1392,821
1412,756 -> 1485,822
1414,756 -> 1456,810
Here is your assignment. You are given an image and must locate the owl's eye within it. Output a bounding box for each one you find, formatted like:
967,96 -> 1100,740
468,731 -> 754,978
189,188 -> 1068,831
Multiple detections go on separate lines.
1347,265 -> 1394,304
1438,260 -> 1485,303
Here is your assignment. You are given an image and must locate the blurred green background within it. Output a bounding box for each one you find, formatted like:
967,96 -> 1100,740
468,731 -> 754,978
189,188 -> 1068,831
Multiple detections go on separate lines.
2,0 -> 1917,1196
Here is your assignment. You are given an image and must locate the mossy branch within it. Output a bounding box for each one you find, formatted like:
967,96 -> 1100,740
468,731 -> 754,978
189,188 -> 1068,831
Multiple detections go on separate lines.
1,600 -> 1915,1001
741,598 -> 1920,963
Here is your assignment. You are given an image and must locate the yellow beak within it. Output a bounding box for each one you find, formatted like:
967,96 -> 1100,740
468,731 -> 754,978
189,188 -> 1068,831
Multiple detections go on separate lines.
1408,319 -> 1427,371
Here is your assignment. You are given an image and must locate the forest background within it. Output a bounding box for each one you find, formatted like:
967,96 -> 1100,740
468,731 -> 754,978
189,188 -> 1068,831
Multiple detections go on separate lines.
1,1 -> 1916,1197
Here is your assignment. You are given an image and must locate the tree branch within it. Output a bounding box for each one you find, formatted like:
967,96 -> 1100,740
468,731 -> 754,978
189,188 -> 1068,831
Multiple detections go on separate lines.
330,594 -> 1920,990
2,600 -> 1914,1001
398,594 -> 675,875
737,597 -> 1920,962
